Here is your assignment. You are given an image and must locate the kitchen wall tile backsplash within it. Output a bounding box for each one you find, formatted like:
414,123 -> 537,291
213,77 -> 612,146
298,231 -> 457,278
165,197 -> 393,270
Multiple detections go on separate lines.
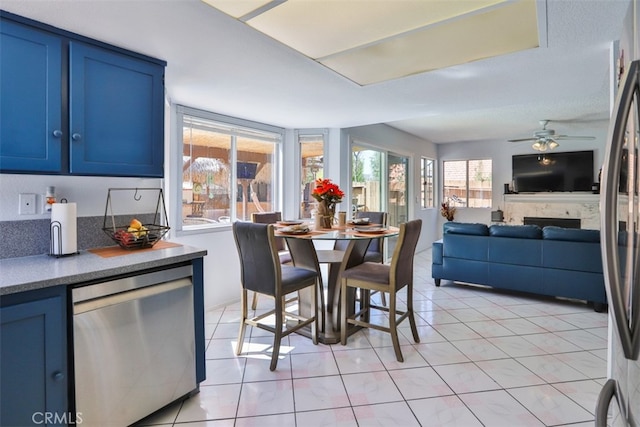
0,214 -> 154,259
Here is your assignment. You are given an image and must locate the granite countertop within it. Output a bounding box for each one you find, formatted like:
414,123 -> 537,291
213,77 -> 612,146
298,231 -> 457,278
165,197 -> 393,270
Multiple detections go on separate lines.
0,243 -> 207,296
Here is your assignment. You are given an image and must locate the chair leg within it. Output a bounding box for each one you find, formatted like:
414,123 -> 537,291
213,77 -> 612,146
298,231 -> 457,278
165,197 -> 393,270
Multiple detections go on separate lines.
317,279 -> 325,335
251,291 -> 258,310
311,280 -> 318,345
361,289 -> 371,322
236,290 -> 249,355
380,291 -> 387,306
340,279 -> 348,345
270,296 -> 285,371
388,293 -> 404,362
407,284 -> 420,343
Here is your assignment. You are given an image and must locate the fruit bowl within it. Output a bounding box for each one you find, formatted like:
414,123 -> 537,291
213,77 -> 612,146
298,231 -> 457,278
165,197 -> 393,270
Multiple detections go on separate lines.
105,223 -> 170,249
102,188 -> 170,250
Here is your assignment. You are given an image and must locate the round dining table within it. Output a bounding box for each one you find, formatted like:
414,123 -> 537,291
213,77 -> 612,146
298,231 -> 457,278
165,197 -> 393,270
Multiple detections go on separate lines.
275,222 -> 399,344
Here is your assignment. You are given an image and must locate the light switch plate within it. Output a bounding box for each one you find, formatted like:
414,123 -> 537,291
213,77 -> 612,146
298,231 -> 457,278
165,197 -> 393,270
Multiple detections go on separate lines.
19,193 -> 37,215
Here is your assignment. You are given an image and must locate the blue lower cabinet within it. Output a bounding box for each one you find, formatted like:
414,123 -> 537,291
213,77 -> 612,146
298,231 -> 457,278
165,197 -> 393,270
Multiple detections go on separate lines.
1,288 -> 69,426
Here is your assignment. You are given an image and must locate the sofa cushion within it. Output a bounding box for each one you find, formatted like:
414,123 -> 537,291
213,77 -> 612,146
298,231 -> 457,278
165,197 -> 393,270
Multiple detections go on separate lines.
542,226 -> 600,243
489,224 -> 542,239
443,234 -> 489,262
542,239 -> 603,273
488,237 -> 543,266
443,222 -> 489,236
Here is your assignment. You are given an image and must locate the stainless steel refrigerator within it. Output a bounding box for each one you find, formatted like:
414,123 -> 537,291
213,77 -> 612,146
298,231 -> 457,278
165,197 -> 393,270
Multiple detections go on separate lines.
596,57 -> 640,427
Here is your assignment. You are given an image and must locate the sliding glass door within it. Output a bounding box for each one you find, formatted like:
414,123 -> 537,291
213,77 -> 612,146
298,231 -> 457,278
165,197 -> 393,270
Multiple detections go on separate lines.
351,145 -> 383,215
387,153 -> 409,227
351,142 -> 410,229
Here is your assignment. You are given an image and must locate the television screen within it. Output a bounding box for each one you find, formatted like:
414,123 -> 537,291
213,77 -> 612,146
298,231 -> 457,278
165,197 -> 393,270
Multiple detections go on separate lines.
237,162 -> 258,180
512,150 -> 594,193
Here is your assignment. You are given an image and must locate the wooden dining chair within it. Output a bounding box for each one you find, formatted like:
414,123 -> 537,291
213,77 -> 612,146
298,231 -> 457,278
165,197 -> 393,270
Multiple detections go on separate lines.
233,222 -> 319,371
250,212 -> 292,309
340,219 -> 422,362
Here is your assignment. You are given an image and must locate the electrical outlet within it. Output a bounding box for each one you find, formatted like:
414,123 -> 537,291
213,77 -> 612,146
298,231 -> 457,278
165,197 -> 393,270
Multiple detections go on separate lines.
19,193 -> 37,215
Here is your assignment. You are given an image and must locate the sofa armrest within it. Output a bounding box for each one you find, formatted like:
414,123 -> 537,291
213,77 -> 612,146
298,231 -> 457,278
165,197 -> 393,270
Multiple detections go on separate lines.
432,239 -> 443,265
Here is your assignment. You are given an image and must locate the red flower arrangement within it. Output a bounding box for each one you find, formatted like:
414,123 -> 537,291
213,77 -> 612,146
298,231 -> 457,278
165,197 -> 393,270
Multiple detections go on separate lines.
311,178 -> 344,204
312,179 -> 344,228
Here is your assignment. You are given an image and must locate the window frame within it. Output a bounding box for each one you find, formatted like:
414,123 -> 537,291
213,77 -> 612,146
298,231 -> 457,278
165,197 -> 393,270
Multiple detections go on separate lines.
296,129 -> 327,219
175,105 -> 284,233
420,157 -> 435,209
442,158 -> 492,209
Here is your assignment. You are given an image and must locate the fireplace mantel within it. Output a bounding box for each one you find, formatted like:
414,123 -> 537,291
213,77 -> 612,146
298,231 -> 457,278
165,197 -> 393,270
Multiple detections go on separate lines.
504,193 -> 599,204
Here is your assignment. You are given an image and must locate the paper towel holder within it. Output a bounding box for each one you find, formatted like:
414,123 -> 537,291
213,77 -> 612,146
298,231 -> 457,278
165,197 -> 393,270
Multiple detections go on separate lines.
49,199 -> 78,257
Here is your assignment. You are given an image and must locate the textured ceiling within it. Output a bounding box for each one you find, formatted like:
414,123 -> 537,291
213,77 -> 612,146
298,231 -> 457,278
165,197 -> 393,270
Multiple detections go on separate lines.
1,0 -> 631,145
206,0 -> 539,85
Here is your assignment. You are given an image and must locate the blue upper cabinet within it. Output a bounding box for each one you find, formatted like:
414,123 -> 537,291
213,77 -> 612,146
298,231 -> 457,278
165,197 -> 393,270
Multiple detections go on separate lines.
0,13 -> 165,177
0,20 -> 63,172
69,42 -> 164,177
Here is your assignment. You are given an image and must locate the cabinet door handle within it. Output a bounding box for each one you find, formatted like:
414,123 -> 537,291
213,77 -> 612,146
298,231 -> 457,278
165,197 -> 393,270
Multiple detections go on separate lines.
52,130 -> 63,138
52,371 -> 64,381
72,133 -> 82,141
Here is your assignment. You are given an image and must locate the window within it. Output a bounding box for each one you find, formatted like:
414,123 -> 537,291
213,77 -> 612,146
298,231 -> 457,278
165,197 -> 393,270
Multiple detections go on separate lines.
299,133 -> 325,219
421,157 -> 435,208
178,107 -> 282,229
443,159 -> 492,208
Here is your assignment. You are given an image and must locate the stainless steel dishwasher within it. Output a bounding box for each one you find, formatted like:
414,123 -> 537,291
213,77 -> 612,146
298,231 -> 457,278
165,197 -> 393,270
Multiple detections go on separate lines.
72,264 -> 196,426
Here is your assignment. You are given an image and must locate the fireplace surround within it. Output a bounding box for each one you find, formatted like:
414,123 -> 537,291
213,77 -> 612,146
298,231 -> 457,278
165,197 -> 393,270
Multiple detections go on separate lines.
502,193 -> 600,229
524,217 -> 581,229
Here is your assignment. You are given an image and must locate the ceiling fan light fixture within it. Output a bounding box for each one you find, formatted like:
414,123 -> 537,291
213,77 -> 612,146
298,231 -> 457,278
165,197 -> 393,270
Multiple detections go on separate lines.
512,120 -> 591,152
532,141 -> 546,151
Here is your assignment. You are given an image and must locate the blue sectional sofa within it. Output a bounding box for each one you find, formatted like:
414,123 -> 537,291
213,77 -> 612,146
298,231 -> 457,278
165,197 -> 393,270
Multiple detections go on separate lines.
432,222 -> 607,311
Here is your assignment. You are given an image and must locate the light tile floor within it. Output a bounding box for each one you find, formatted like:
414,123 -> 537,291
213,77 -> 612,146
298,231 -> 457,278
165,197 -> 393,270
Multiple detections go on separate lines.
138,250 -> 609,427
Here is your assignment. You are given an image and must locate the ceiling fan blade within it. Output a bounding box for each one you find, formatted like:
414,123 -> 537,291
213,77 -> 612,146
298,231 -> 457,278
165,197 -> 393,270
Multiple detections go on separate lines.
553,135 -> 596,140
508,137 -> 537,142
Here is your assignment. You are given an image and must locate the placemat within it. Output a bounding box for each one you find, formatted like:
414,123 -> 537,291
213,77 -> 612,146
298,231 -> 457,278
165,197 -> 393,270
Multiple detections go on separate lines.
88,240 -> 182,258
275,230 -> 329,238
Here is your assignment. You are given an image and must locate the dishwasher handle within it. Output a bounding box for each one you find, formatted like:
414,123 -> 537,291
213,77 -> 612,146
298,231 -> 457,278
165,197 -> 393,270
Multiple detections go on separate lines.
72,264 -> 192,303
73,278 -> 192,315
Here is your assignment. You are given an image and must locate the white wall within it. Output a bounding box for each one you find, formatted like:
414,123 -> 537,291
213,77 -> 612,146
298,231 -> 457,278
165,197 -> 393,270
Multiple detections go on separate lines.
169,228 -> 241,310
0,174 -> 162,221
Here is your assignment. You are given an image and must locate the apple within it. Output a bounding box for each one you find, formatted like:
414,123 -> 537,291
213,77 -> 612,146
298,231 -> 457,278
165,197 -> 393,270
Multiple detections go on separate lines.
114,229 -> 135,246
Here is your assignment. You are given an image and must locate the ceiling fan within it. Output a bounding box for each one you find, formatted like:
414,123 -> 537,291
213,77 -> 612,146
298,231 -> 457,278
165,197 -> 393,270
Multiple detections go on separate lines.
508,120 -> 596,152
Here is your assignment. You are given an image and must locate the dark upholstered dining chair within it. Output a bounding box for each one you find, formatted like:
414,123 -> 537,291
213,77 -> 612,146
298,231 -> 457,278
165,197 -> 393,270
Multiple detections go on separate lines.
250,212 -> 292,310
335,211 -> 388,305
233,221 -> 319,371
339,219 -> 422,362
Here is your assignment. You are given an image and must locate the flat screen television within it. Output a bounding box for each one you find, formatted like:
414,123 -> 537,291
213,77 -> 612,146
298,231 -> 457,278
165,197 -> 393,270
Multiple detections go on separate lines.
512,150 -> 594,193
237,162 -> 258,180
